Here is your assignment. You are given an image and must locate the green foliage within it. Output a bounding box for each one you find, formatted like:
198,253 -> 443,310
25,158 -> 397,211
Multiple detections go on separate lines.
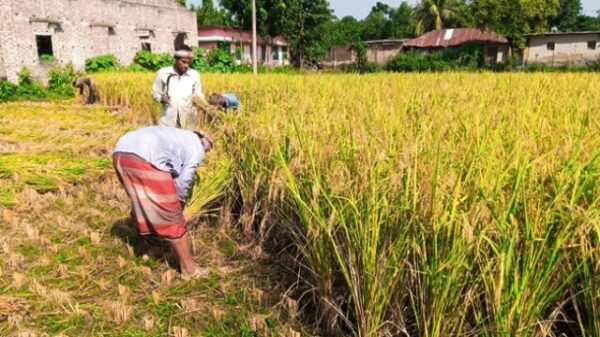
0,65 -> 80,102
206,48 -> 235,73
48,64 -> 77,97
280,0 -> 333,64
413,0 -> 470,35
220,0 -> 333,64
550,0 -> 582,31
85,54 -> 119,73
193,0 -> 231,27
14,82 -> 46,100
16,67 -> 47,100
472,0 -> 560,48
575,12 -> 600,31
0,80 -> 18,102
133,50 -> 175,71
39,54 -> 57,63
18,67 -> 34,86
339,62 -> 382,73
191,47 -> 209,72
354,41 -> 370,73
387,46 -> 484,72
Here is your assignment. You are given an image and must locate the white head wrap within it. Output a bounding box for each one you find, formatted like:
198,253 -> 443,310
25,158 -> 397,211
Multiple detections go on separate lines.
174,50 -> 194,58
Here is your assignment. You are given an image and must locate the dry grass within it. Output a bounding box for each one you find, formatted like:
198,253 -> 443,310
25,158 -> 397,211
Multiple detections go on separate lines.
0,101 -> 300,336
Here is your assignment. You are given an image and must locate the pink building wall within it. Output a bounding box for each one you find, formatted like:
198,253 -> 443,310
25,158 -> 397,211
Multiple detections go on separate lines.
198,26 -> 289,66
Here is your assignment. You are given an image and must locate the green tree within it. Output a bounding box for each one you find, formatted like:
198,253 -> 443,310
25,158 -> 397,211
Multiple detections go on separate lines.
576,13 -> 600,31
219,0 -> 332,65
219,0 -> 287,36
389,2 -> 416,38
323,16 -> 363,46
550,0 -> 582,31
194,0 -> 230,26
412,0 -> 465,35
472,0 -> 560,48
362,10 -> 390,40
281,0 -> 333,65
175,0 -> 186,7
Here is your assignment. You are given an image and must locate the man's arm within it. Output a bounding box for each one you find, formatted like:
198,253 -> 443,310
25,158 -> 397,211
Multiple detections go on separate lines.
152,71 -> 165,103
173,150 -> 204,204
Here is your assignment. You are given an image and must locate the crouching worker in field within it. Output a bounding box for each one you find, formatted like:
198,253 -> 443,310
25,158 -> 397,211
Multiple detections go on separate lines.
112,125 -> 213,280
208,93 -> 241,112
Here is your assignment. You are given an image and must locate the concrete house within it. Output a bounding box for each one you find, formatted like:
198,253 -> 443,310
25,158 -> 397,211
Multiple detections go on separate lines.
403,28 -> 510,64
524,31 -> 600,65
320,39 -> 407,67
198,26 -> 289,66
0,0 -> 197,82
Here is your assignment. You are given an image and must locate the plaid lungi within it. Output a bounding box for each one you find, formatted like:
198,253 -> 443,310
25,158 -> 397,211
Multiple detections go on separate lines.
113,152 -> 186,239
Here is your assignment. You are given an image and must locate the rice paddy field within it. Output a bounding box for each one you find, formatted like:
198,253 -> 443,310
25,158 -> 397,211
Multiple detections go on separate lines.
1,72 -> 599,337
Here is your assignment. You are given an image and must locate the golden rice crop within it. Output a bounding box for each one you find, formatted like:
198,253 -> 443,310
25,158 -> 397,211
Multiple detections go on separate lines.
94,72 -> 600,337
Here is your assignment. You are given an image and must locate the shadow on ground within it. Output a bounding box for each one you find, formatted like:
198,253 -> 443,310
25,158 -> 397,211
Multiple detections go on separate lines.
109,217 -> 178,267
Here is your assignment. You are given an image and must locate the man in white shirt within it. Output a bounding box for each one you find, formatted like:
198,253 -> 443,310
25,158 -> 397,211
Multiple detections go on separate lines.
152,45 -> 208,129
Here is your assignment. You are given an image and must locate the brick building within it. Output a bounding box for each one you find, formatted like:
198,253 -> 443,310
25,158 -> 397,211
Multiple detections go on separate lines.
320,39 -> 407,67
524,31 -> 600,65
0,0 -> 197,82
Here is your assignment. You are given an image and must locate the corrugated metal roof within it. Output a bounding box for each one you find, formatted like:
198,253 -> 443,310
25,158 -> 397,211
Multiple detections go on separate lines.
404,28 -> 508,48
366,39 -> 409,44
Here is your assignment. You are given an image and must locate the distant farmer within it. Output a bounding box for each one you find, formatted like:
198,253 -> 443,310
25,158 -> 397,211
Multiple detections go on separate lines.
208,92 -> 241,111
73,77 -> 97,104
112,125 -> 213,280
152,45 -> 208,129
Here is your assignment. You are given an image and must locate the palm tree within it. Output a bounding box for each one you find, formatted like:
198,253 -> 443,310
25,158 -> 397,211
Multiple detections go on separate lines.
412,0 -> 464,35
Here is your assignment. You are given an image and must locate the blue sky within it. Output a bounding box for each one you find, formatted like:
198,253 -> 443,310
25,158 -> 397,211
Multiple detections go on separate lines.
187,0 -> 599,20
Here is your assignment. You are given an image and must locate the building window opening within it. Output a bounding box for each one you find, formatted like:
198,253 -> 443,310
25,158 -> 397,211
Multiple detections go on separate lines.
588,41 -> 597,50
282,46 -> 288,60
36,35 -> 54,58
218,42 -> 231,54
141,42 -> 152,52
261,45 -> 266,61
272,46 -> 279,60
546,42 -> 555,51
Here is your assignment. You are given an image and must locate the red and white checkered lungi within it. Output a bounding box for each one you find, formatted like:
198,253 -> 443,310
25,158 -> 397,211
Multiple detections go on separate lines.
113,152 -> 186,239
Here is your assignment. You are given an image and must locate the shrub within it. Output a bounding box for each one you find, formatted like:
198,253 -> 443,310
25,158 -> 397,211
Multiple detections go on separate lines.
0,80 -> 18,102
48,64 -> 77,97
85,54 -> 119,73
387,46 -> 484,72
191,47 -> 209,72
18,67 -> 34,86
206,48 -> 235,73
15,82 -> 47,100
133,50 -> 174,71
40,54 -> 57,63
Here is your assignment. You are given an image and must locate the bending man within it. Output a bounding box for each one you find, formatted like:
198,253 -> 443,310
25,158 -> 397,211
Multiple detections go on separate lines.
152,45 -> 208,129
113,125 -> 213,280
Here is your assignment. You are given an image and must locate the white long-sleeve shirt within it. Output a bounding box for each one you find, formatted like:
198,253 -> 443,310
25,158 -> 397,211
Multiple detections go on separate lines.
114,126 -> 205,203
152,67 -> 207,129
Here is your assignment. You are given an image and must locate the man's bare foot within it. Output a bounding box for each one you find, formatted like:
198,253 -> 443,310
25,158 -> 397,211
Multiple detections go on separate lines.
181,267 -> 210,281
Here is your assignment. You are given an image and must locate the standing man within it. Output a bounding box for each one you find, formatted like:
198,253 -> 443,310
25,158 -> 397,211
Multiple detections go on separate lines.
152,45 -> 208,129
113,125 -> 213,280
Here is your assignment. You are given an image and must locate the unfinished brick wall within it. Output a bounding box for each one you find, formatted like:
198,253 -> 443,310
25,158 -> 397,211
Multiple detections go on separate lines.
0,0 -> 197,82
